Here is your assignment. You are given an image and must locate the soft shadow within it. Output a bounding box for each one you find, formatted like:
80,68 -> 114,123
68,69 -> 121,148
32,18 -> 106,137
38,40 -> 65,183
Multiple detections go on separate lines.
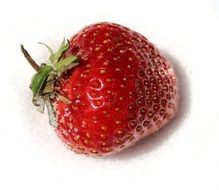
106,51 -> 191,160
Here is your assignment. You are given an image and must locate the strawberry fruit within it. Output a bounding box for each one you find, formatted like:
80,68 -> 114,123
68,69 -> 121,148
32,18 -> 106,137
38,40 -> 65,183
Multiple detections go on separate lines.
21,22 -> 178,156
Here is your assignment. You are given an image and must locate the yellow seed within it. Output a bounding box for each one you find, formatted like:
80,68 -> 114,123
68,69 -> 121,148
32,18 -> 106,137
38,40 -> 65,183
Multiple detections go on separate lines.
117,129 -> 125,135
62,129 -> 67,135
81,74 -> 88,78
106,78 -> 112,82
103,61 -> 109,66
78,146 -> 85,151
76,82 -> 81,86
127,65 -> 132,69
74,135 -> 80,142
103,110 -> 107,114
82,120 -> 87,126
90,92 -> 97,97
91,149 -> 98,154
115,140 -> 121,144
105,147 -> 113,152
125,134 -> 133,139
101,126 -> 107,131
83,139 -> 89,145
100,134 -> 106,139
98,55 -> 103,59
85,133 -> 91,139
92,116 -> 97,120
119,97 -> 124,100
115,68 -> 120,71
101,142 -> 107,147
95,101 -> 102,106
116,120 -> 122,125
86,64 -> 91,68
100,69 -> 106,74
72,106 -> 78,111
95,47 -> 100,51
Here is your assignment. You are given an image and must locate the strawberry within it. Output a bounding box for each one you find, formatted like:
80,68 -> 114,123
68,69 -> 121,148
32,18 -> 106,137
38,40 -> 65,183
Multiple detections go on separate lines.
21,22 -> 178,156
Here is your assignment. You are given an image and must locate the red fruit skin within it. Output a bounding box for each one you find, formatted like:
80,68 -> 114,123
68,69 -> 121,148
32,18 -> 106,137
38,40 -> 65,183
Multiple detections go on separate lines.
54,22 -> 178,156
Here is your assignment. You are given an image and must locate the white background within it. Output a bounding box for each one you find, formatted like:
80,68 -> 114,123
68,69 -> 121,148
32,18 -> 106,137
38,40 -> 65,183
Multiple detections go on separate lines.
0,0 -> 219,189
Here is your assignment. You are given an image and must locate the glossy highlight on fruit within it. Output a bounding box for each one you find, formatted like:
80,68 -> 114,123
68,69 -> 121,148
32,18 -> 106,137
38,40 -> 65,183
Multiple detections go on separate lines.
22,22 -> 178,156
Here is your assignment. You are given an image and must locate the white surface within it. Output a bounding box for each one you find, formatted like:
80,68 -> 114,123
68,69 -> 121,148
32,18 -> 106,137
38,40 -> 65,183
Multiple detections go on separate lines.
0,0 -> 219,189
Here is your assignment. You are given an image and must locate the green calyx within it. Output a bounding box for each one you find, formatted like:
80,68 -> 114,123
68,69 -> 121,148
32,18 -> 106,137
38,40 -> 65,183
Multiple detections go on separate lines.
32,39 -> 78,98
21,39 -> 79,125
30,65 -> 53,97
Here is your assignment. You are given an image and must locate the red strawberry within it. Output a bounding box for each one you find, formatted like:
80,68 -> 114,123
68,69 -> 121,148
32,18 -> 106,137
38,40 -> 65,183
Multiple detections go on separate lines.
21,22 -> 178,156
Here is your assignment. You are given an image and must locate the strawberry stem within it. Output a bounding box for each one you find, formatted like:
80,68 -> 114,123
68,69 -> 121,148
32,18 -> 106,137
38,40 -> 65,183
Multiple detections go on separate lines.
20,45 -> 40,71
21,39 -> 79,115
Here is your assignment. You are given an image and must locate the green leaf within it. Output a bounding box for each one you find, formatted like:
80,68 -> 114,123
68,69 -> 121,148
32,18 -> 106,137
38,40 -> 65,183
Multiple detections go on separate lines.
38,42 -> 54,55
38,39 -> 70,65
50,38 -> 70,64
54,55 -> 79,76
30,65 -> 53,97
